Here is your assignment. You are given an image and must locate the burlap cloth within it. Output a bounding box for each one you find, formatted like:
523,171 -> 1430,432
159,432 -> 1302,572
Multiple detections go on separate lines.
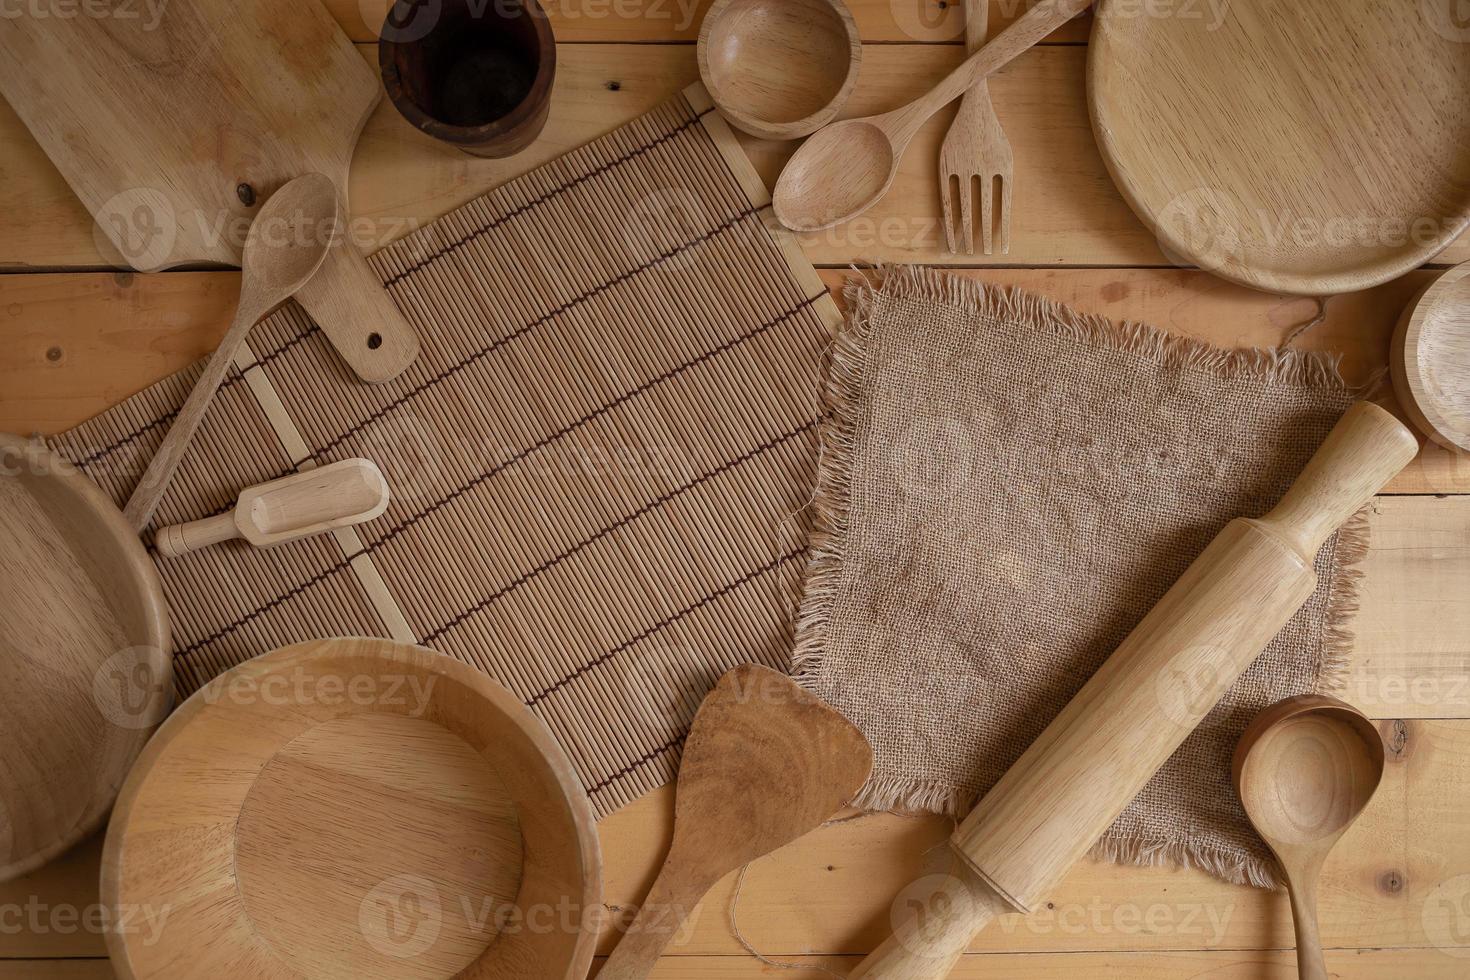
792,267 -> 1366,887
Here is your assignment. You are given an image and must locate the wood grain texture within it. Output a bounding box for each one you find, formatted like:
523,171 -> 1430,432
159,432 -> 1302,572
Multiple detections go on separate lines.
697,0 -> 862,141
340,0 -> 1092,44
3,269 -> 1461,487
154,458 -> 391,557
1393,260 -> 1470,453
772,0 -> 1092,232
0,1 -> 419,381
5,45 -> 1465,272
1090,0 -> 1470,295
101,638 -> 600,980
937,0 -> 1013,255
0,436 -> 170,884
1234,696 -> 1387,980
600,665 -> 871,977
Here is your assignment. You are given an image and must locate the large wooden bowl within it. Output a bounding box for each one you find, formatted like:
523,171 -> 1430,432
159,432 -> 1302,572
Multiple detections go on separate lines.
698,0 -> 861,141
0,433 -> 170,883
102,638 -> 601,979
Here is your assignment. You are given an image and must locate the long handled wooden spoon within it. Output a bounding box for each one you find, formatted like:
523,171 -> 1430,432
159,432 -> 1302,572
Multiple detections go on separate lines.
599,664 -> 873,979
773,0 -> 1092,232
121,174 -> 338,532
1233,696 -> 1386,980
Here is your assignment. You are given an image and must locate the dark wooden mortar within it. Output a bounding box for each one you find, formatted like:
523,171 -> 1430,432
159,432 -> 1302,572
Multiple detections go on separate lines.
378,0 -> 556,159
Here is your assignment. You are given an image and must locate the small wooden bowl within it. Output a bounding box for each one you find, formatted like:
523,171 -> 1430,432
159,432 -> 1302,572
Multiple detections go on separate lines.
102,638 -> 601,979
0,434 -> 170,883
1392,260 -> 1470,454
698,0 -> 862,141
379,0 -> 557,159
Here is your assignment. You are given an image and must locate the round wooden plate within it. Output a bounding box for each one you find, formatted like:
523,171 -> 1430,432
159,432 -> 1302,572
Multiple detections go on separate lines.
1393,260 -> 1470,453
102,638 -> 601,979
0,434 -> 170,883
1089,0 -> 1470,295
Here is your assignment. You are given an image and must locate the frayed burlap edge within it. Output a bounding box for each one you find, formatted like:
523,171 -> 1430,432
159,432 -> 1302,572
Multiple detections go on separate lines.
790,264 -> 1373,891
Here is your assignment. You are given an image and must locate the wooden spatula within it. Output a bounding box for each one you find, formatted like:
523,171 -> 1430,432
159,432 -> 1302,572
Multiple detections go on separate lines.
600,664 -> 872,979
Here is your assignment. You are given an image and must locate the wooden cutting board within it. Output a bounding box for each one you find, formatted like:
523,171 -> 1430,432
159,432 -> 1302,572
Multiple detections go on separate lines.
0,0 -> 419,383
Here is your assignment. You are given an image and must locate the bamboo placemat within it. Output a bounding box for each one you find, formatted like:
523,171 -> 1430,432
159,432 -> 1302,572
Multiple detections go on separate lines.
48,84 -> 842,817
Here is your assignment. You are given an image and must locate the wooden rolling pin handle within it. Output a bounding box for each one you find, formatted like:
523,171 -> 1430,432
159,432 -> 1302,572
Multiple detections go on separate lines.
155,513 -> 241,557
1259,401 -> 1421,557
849,863 -> 1002,980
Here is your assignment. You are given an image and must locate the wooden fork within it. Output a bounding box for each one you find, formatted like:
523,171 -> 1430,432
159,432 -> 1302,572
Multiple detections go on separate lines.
938,0 -> 1015,255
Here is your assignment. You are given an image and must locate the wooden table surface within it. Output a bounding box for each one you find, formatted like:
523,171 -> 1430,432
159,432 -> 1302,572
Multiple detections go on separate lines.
3,2 -> 1468,977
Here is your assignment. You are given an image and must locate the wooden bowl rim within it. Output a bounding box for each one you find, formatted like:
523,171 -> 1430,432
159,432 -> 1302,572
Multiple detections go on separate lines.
100,637 -> 602,980
378,0 -> 558,148
1086,1 -> 1470,296
697,0 -> 862,141
1391,260 -> 1470,453
0,433 -> 170,884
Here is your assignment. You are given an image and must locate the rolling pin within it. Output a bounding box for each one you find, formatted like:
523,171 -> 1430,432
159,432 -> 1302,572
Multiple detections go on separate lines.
154,459 -> 389,557
851,401 -> 1419,979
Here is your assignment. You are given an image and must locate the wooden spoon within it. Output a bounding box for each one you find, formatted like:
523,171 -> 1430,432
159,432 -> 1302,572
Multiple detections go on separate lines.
121,174 -> 338,532
1233,695 -> 1386,980
772,0 -> 1092,232
599,664 -> 873,979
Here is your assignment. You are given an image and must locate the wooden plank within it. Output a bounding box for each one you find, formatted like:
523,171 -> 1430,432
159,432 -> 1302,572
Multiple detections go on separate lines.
7,719 -> 1470,960
4,45 -> 1464,271
4,949 -> 1469,980
4,268 -> 1466,494
336,0 -> 1095,44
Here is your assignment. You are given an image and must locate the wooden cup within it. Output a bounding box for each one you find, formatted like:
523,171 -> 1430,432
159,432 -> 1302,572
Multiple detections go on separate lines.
378,0 -> 556,159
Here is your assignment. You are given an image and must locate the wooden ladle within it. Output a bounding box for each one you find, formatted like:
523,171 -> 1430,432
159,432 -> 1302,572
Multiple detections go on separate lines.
772,0 -> 1093,232
121,174 -> 338,531
1233,695 -> 1387,980
599,664 -> 872,979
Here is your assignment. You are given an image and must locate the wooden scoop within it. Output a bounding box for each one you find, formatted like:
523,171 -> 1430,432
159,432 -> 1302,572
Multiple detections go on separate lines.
121,175 -> 337,532
155,459 -> 390,558
772,0 -> 1093,232
599,664 -> 872,979
1233,695 -> 1386,980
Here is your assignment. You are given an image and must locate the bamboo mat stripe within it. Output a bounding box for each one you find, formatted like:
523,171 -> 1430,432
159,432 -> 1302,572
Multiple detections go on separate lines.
49,85 -> 842,817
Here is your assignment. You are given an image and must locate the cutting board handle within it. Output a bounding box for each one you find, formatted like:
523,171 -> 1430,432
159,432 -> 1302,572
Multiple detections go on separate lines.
293,226 -> 420,384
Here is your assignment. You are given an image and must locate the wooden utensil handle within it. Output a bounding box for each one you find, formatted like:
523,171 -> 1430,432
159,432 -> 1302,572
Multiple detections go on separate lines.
849,863 -> 1000,980
293,231 -> 419,384
1289,873 -> 1328,980
121,299 -> 266,532
599,868 -> 706,980
898,0 -> 1092,136
964,0 -> 989,51
155,513 -> 241,557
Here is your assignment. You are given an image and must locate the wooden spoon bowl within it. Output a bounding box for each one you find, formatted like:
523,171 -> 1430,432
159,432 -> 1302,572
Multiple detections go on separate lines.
103,638 -> 601,979
1233,695 -> 1386,980
1392,260 -> 1470,454
0,435 -> 170,883
698,0 -> 861,141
